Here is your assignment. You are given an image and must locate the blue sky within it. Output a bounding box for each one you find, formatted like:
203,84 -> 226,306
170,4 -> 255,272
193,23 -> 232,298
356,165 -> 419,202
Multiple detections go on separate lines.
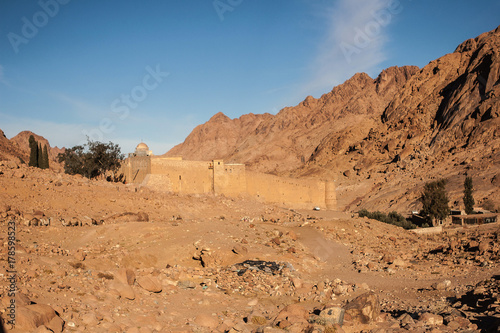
0,0 -> 498,154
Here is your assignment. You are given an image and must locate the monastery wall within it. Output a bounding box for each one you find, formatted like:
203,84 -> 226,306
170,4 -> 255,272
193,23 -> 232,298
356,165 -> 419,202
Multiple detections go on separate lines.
246,171 -> 327,209
213,160 -> 247,196
122,156 -> 151,184
121,153 -> 336,210
148,158 -> 213,194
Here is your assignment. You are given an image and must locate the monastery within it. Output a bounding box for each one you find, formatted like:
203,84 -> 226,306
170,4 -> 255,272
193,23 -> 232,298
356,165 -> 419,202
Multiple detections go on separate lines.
120,143 -> 337,210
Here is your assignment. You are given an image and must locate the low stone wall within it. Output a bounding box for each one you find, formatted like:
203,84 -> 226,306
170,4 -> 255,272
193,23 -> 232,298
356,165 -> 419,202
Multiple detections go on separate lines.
410,226 -> 443,235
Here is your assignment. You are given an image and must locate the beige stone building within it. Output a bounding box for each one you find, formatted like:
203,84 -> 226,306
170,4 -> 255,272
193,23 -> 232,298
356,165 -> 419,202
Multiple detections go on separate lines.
121,143 -> 337,210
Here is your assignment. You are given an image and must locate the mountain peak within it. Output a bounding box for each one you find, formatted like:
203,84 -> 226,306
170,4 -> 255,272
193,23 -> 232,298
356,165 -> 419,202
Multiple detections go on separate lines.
209,112 -> 231,122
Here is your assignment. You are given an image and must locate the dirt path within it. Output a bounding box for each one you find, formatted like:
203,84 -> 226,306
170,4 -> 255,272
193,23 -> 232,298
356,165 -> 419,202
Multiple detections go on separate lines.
294,226 -> 438,291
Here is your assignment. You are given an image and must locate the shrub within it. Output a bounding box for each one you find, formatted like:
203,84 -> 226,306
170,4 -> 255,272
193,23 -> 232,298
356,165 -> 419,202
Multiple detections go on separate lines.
358,209 -> 416,229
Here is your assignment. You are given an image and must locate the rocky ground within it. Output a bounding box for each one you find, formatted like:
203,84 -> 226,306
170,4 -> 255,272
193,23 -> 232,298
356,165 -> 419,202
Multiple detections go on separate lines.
0,162 -> 499,332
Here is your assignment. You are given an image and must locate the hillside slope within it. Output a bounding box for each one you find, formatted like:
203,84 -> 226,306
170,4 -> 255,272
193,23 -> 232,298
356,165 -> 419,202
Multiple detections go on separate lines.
0,129 -> 25,162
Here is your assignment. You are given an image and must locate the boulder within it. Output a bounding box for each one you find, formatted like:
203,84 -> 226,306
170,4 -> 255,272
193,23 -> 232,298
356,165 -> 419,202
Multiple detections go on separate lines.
109,281 -> 135,300
115,268 -> 136,285
15,304 -> 64,333
431,280 -> 451,290
137,276 -> 162,293
418,312 -> 443,326
318,307 -> 345,325
344,292 -> 380,324
273,304 -> 309,327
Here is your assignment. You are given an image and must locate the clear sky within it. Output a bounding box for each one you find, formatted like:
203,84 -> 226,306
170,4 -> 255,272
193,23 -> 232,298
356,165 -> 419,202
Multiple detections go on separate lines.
0,0 -> 498,154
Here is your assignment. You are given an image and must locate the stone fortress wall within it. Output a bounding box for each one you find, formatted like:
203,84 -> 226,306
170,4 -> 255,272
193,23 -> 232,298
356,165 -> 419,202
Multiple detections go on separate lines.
121,143 -> 337,209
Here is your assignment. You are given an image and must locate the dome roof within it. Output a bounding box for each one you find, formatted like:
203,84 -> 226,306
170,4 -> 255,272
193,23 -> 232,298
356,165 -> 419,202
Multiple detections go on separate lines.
135,142 -> 149,151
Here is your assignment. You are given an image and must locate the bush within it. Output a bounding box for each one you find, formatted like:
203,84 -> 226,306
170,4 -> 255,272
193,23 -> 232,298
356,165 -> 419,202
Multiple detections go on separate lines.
358,209 -> 416,229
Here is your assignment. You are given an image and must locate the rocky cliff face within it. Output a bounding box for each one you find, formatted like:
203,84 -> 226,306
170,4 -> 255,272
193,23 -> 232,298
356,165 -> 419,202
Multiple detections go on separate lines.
167,25 -> 500,212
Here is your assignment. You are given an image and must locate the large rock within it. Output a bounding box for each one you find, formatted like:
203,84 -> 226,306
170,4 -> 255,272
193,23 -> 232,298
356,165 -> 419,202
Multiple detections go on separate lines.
109,281 -> 135,300
344,292 -> 380,324
273,303 -> 309,327
137,276 -> 162,293
15,304 -> 64,332
115,268 -> 136,285
318,307 -> 345,325
418,312 -> 443,326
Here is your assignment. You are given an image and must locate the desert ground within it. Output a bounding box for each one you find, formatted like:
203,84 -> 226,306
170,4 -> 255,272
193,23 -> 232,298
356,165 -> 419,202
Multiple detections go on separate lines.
1,162 -> 499,333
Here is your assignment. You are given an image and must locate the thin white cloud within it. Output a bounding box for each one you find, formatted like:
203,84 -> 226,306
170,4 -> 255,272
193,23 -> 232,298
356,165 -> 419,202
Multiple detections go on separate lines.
302,0 -> 397,96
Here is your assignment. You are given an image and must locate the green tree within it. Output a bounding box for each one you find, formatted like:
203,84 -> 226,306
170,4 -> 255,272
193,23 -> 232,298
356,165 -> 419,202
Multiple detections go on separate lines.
42,145 -> 50,169
37,143 -> 43,168
420,179 -> 450,224
463,176 -> 475,214
28,135 -> 38,167
58,138 -> 124,179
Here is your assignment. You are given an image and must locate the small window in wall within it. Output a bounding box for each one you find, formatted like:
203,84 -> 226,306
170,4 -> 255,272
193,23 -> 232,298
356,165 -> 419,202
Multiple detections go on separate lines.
218,162 -> 221,165
179,175 -> 182,180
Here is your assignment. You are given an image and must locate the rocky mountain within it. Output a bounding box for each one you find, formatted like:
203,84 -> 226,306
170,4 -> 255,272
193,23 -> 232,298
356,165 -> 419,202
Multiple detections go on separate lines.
167,25 -> 500,213
301,25 -> 500,212
166,66 -> 418,173
10,130 -> 64,162
166,112 -> 273,162
0,130 -> 64,169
